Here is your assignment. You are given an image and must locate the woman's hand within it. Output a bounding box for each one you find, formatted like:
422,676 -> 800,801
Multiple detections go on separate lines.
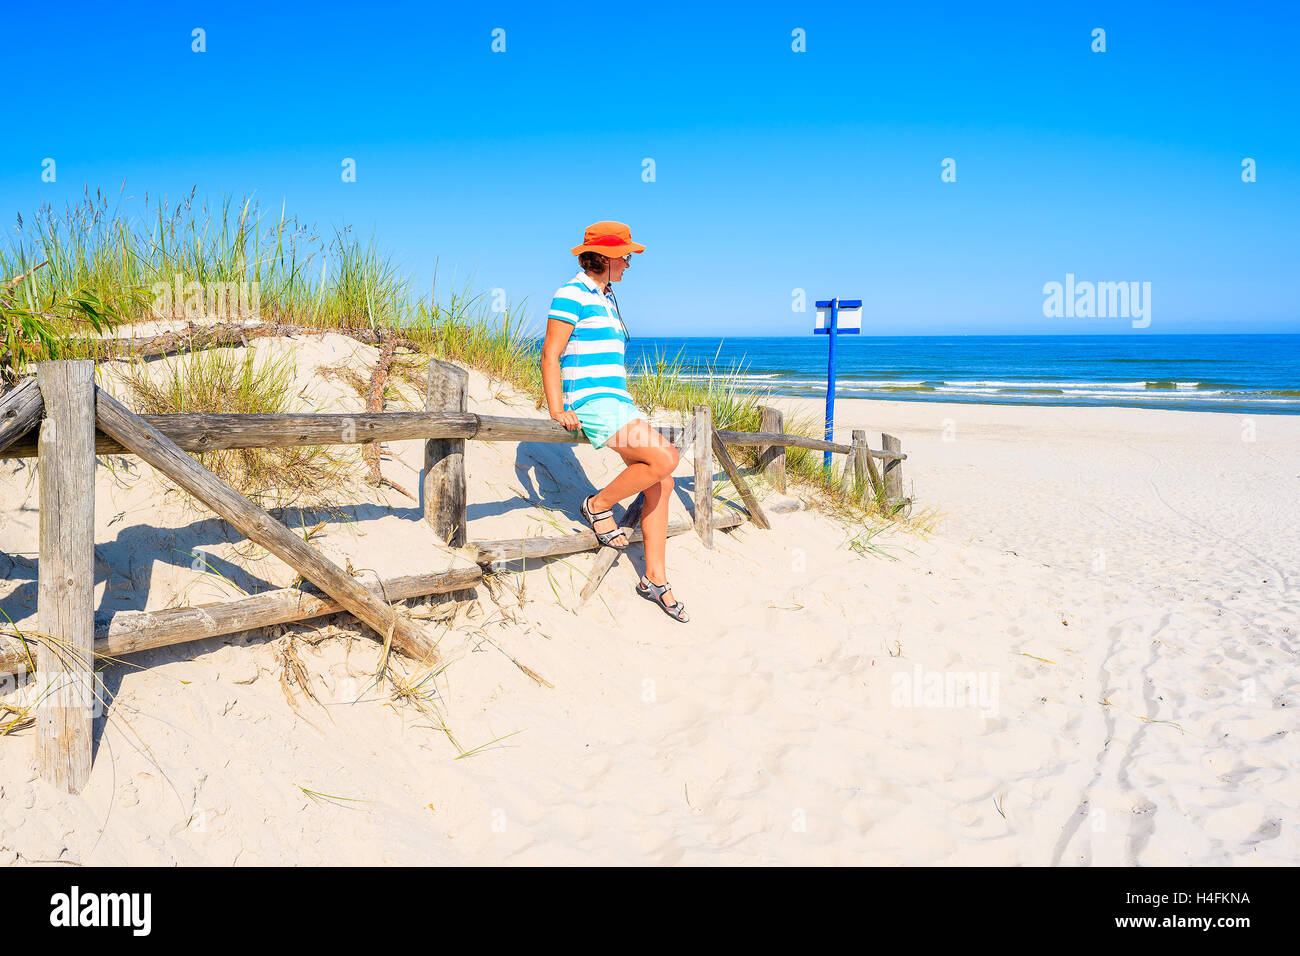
551,409 -> 579,430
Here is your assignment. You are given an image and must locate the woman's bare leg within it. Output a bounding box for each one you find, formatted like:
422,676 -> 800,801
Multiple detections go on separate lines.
588,448 -> 672,509
589,419 -> 677,512
598,419 -> 680,606
638,475 -> 675,596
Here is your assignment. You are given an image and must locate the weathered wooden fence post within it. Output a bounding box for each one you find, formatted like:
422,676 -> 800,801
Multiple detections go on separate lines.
859,429 -> 888,507
840,433 -> 860,496
758,405 -> 786,493
693,405 -> 713,548
35,360 -> 96,793
881,433 -> 903,501
424,359 -> 468,548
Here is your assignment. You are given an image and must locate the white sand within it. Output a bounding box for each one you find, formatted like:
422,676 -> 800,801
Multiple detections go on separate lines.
1,341 -> 1296,865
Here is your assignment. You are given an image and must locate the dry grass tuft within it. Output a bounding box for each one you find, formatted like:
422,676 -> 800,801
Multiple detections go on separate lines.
116,346 -> 357,509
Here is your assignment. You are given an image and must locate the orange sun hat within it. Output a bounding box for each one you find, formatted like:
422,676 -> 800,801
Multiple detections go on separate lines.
570,221 -> 646,257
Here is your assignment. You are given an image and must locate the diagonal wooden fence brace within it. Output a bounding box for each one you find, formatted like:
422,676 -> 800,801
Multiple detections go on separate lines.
93,388 -> 437,664
860,432 -> 886,504
711,426 -> 770,530
578,492 -> 644,604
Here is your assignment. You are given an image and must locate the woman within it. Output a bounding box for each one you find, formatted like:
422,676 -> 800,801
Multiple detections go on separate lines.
541,221 -> 688,623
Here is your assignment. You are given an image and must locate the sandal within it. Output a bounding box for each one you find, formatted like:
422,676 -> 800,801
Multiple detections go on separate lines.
637,575 -> 689,623
581,494 -> 630,549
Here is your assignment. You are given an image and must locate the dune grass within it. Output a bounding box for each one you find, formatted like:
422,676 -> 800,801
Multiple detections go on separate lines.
2,186 -> 914,525
0,186 -> 418,335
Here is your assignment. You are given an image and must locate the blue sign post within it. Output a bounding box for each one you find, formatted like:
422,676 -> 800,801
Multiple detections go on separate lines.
813,298 -> 862,473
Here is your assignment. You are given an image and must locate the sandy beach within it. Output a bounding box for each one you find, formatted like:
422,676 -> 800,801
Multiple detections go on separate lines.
1,336 -> 1296,865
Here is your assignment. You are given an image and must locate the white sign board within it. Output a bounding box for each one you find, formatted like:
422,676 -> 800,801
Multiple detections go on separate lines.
814,304 -> 862,332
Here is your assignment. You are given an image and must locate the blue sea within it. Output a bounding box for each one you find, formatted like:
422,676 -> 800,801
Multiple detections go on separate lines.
623,335 -> 1300,416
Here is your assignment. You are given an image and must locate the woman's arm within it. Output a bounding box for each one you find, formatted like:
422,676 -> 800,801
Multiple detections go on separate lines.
542,318 -> 579,429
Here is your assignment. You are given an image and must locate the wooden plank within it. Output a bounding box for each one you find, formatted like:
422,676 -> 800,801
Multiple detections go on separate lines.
882,433 -> 904,500
693,405 -> 713,548
758,406 -> 786,493
578,493 -> 645,604
711,426 -> 771,530
840,434 -> 859,496
1,411 -> 479,459
1,411 -> 908,461
671,416 -> 697,455
0,378 -> 43,454
859,429 -> 886,505
653,422 -> 843,455
715,428 -> 903,459
1,567 -> 483,677
424,359 -> 469,548
851,429 -> 868,501
34,361 -> 96,794
468,497 -> 803,565
93,388 -> 438,664
848,428 -> 878,505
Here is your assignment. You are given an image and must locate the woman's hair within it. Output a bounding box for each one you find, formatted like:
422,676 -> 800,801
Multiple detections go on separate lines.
578,251 -> 609,275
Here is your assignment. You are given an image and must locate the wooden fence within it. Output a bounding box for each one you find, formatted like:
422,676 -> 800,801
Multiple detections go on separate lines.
0,358 -> 906,792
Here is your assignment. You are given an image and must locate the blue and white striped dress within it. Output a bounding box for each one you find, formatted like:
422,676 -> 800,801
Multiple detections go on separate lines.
546,270 -> 634,411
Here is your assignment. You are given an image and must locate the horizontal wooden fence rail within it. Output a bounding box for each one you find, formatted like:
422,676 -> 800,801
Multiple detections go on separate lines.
0,378 -> 44,454
1,410 -> 475,458
0,406 -> 907,463
659,424 -> 904,461
0,567 -> 483,679
468,496 -> 804,566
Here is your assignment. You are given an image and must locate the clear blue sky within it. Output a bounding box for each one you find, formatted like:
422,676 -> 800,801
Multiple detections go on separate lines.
3,0 -> 1297,335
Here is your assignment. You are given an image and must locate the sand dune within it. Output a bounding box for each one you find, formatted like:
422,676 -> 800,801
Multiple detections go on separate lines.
1,339 -> 1295,865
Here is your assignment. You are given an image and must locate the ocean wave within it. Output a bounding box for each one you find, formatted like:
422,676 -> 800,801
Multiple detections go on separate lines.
771,377 -> 1242,394
669,372 -> 1294,406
